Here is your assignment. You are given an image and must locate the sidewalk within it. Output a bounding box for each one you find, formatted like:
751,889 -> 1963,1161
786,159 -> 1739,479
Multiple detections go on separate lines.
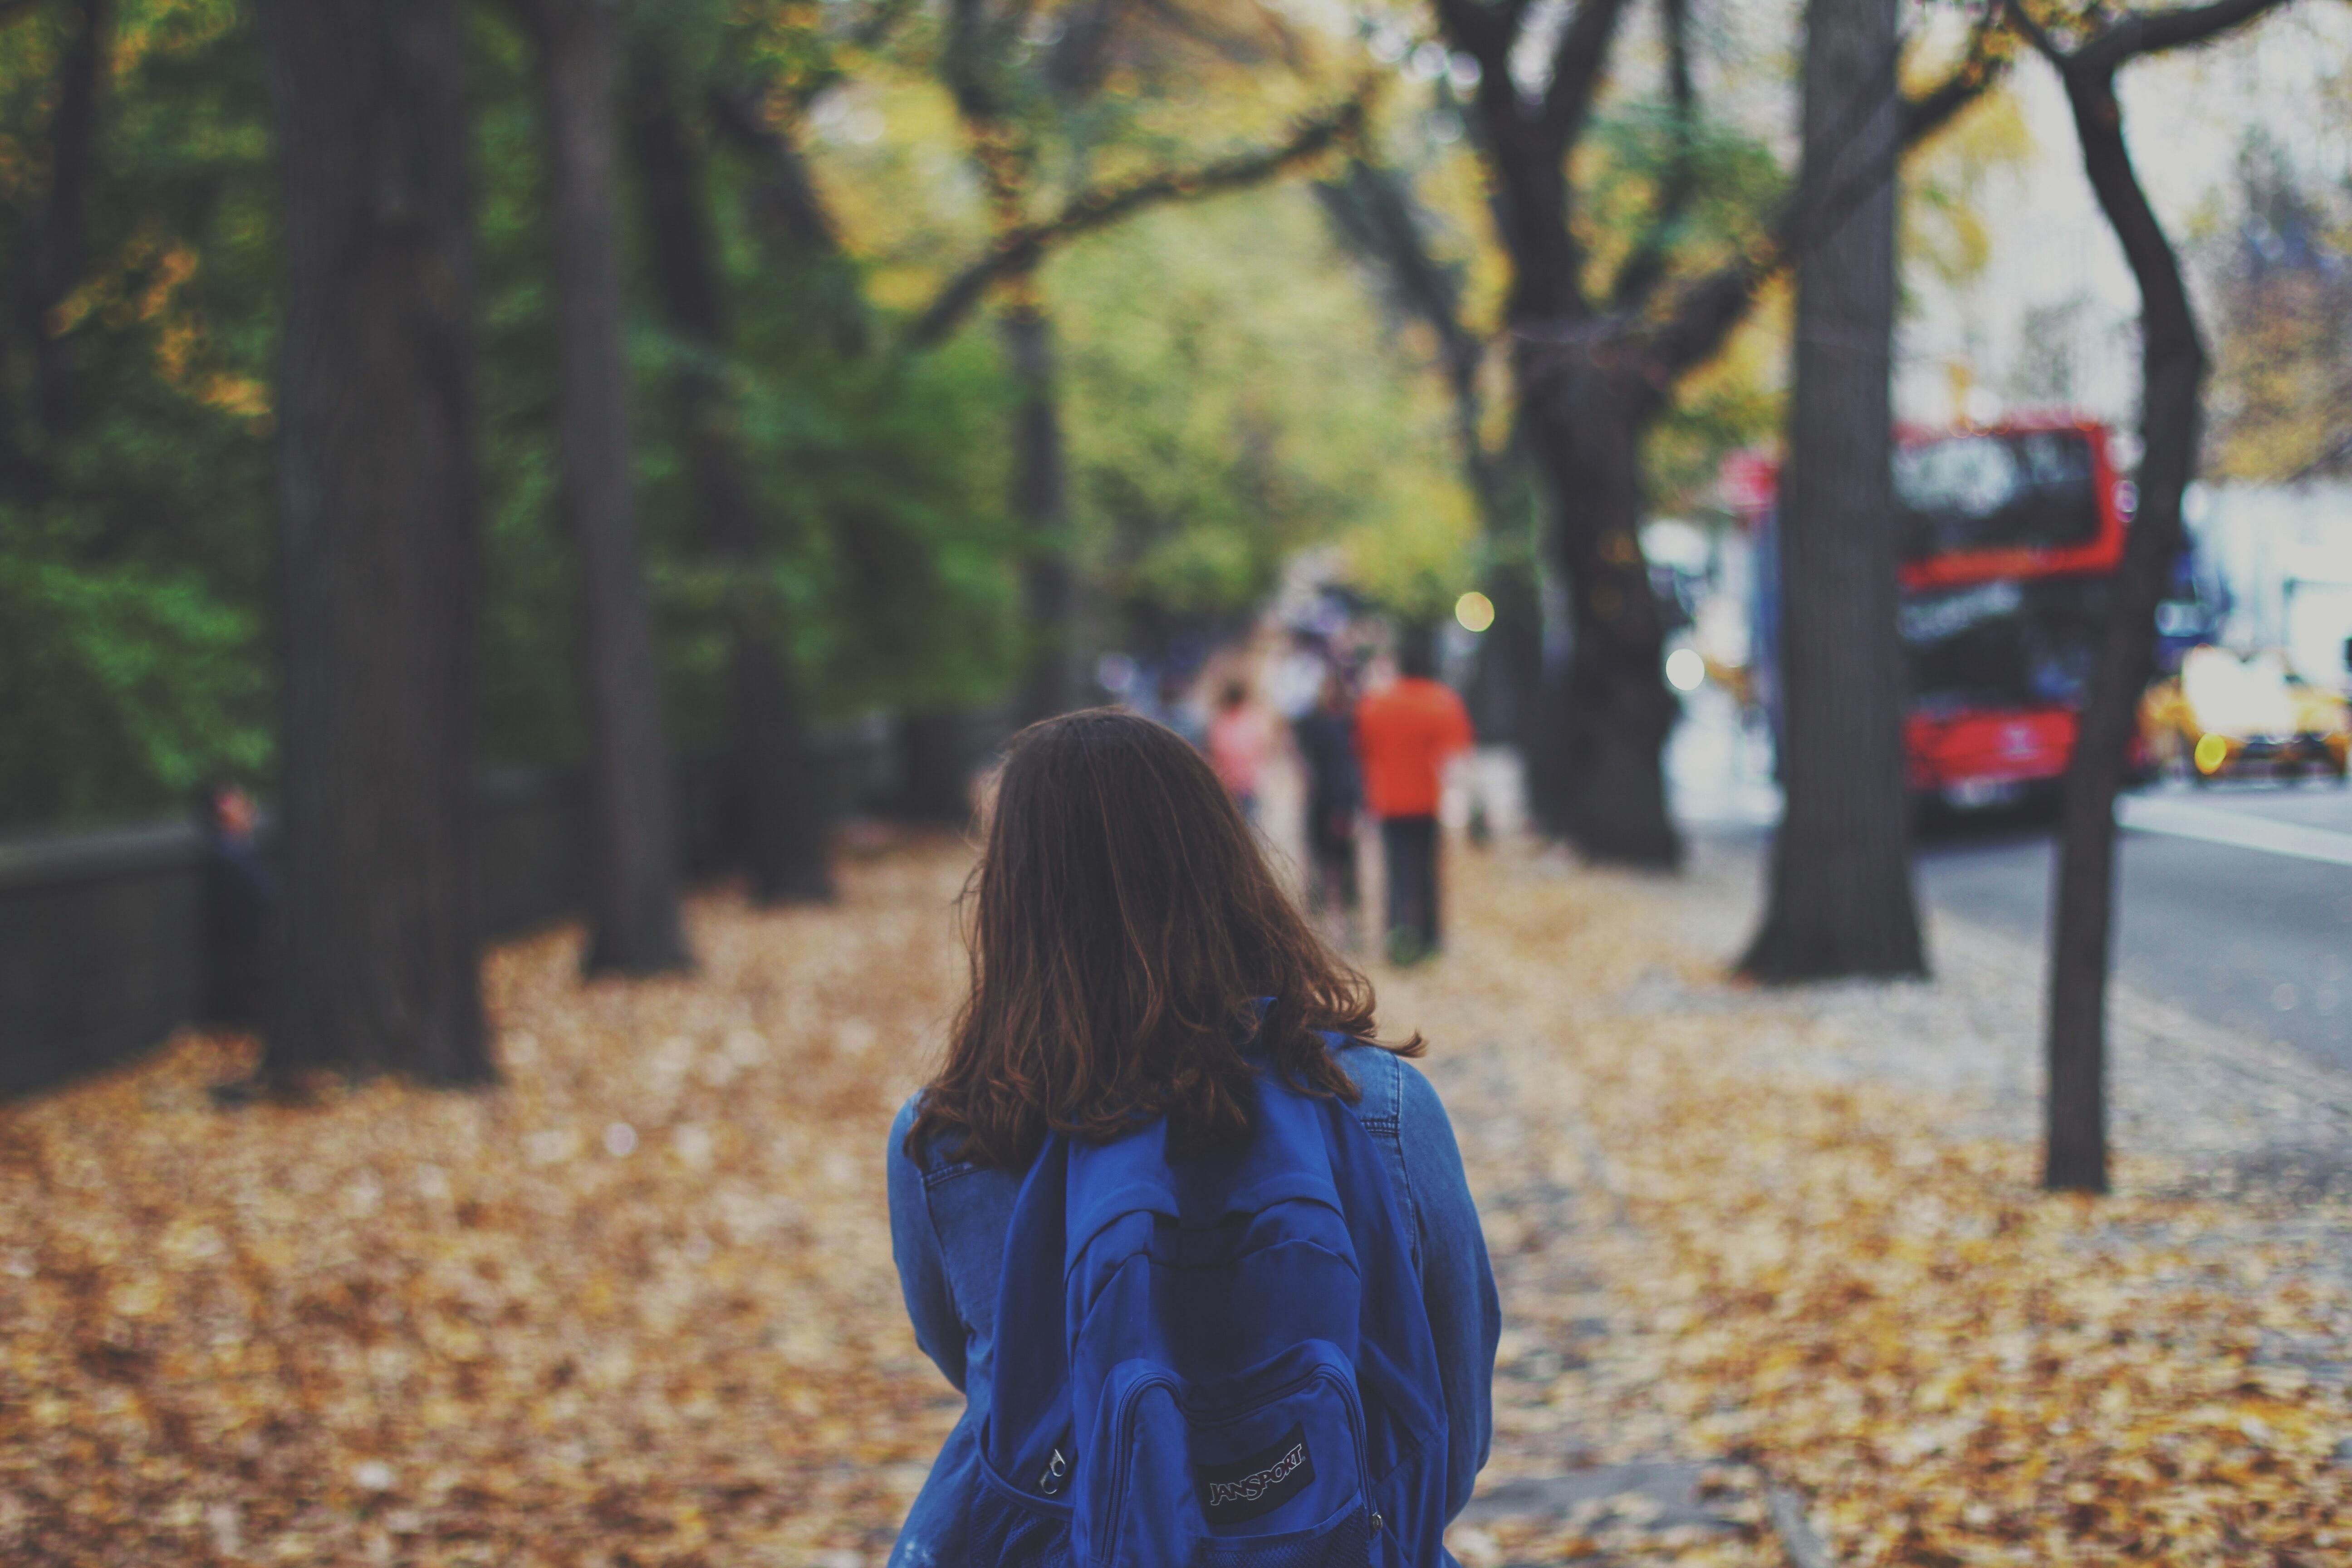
1392,833 -> 2352,1565
0,831 -> 2344,1563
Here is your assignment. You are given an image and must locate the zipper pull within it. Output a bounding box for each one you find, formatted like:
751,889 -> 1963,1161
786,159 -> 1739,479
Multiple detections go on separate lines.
1039,1446 -> 1069,1496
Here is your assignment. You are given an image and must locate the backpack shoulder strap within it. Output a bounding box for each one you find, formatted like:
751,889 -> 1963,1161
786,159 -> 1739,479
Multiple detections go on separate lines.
986,1132 -> 1074,1474
1065,1078 -> 1343,1259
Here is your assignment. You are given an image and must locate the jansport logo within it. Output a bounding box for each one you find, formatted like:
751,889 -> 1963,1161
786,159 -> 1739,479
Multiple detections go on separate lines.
1198,1424 -> 1317,1523
1207,1444 -> 1304,1509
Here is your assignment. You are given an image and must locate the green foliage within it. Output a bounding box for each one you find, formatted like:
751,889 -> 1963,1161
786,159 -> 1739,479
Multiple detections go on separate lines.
1052,187 -> 1475,631
472,14 -> 579,771
1576,102 -> 1785,313
0,506 -> 267,824
11,0 -> 1783,837
0,0 -> 276,830
0,0 -> 1024,832
636,85 -> 1022,736
1642,297 -> 1785,517
1568,102 -> 1788,516
644,316 -> 1021,738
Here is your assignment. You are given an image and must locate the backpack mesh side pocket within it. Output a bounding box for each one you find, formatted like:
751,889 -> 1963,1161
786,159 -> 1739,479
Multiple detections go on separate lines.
969,1451 -> 1073,1568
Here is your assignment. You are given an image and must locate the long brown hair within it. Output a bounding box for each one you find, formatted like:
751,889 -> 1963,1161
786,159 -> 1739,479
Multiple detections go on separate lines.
908,707 -> 1419,1168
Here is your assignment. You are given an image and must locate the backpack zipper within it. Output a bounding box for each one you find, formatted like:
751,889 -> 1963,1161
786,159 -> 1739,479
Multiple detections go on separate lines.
1103,1372 -> 1181,1515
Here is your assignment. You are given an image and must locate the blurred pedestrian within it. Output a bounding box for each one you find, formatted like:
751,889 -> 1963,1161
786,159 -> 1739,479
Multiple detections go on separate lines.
1206,679 -> 1272,823
1154,669 -> 1209,752
1356,630 -> 1472,965
1294,668 -> 1362,944
1269,629 -> 1329,722
886,710 -> 1499,1568
196,779 -> 274,1029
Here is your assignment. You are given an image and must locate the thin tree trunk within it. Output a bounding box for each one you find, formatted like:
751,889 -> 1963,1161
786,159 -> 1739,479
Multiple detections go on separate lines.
255,0 -> 490,1084
1741,0 -> 1924,979
527,0 -> 691,974
2042,61 -> 2206,1193
899,709 -> 980,822
1004,293 -> 1078,727
629,63 -> 832,903
16,0 -> 109,448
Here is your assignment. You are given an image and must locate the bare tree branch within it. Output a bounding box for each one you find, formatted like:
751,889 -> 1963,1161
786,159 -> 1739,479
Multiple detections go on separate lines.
1901,6 -> 2008,141
1637,7 -> 2009,386
2003,0 -> 2295,342
2011,0 -> 2285,72
1431,0 -> 1532,75
905,88 -> 1370,348
2001,0 -> 2065,63
1314,157 -> 1502,512
707,83 -> 843,258
1131,0 -> 1290,71
1317,157 -> 1483,380
2079,0 -> 2289,70
1543,0 -> 1641,136
942,0 -> 1022,127
780,0 -> 926,112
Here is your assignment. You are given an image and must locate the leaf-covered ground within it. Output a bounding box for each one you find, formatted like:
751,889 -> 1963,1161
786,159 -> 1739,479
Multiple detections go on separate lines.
2,835 -> 2346,1564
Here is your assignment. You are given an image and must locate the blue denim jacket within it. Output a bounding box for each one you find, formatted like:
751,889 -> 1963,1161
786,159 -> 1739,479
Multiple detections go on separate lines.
884,1043 -> 1500,1568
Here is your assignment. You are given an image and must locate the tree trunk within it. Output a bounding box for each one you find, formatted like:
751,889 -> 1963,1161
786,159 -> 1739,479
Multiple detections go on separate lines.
1740,0 -> 1925,980
707,83 -> 870,356
1479,553 -> 1545,747
629,62 -> 832,903
1517,354 -> 1682,864
2042,60 -> 2205,1194
255,0 -> 490,1084
1468,75 -> 1681,863
1004,295 -> 1079,727
529,0 -> 691,974
898,709 -> 983,823
15,0 -> 109,450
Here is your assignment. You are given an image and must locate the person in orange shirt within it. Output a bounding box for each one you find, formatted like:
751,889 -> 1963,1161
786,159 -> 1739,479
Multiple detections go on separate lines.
1355,629 -> 1473,964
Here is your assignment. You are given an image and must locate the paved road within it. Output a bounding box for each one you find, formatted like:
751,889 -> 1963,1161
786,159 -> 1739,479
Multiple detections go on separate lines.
1665,687 -> 2352,1078
1914,783 -> 2352,1077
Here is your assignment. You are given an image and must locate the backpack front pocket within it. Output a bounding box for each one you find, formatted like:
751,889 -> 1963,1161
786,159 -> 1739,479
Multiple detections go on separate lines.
1096,1343 -> 1373,1566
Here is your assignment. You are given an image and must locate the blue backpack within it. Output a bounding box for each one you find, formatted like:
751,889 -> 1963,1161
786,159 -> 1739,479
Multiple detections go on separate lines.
971,1044 -> 1450,1567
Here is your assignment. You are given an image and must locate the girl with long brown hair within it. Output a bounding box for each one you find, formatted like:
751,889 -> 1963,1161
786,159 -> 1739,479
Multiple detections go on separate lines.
885,708 -> 1497,1567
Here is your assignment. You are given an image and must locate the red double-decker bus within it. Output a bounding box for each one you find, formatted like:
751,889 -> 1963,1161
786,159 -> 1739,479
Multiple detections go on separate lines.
1892,417 -> 2129,808
1739,417 -> 2135,811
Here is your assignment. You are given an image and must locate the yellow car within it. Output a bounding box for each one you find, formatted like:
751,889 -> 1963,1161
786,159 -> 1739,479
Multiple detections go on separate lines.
2141,646 -> 2350,783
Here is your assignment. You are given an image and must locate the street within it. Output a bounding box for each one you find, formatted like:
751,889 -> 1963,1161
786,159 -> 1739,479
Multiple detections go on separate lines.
1669,687 -> 2352,1078
1918,783 -> 2352,1075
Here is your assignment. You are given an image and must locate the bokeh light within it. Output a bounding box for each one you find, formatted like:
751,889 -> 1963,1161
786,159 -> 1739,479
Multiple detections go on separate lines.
1665,647 -> 1706,692
1454,591 -> 1495,633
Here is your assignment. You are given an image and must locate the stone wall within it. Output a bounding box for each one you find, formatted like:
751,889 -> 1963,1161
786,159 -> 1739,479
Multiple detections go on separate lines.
0,719 -> 923,1099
